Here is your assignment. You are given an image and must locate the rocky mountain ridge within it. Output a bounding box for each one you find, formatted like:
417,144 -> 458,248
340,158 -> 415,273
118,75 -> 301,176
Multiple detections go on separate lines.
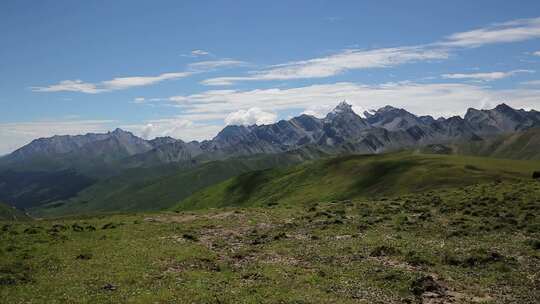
3,102 -> 540,171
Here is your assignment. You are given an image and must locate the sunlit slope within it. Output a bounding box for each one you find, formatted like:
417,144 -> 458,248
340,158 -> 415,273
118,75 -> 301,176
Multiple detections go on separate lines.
31,151 -> 311,217
176,152 -> 540,210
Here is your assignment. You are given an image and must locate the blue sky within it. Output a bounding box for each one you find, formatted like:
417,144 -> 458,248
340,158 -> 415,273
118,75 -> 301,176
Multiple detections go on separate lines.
2,1 -> 540,154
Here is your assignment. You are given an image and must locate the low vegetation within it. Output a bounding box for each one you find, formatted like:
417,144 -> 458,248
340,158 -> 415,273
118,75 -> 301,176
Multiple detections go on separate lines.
422,128 -> 540,160
1,179 -> 539,303
175,152 -> 539,211
30,152 -> 308,218
0,203 -> 30,221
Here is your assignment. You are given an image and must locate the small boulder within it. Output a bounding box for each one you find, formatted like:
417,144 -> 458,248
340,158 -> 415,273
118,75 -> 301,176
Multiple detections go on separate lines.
76,253 -> 92,260
52,224 -> 67,231
71,224 -> 84,232
182,233 -> 198,241
23,227 -> 41,234
533,171 -> 540,179
410,275 -> 446,297
101,223 -> 116,230
370,245 -> 401,257
85,225 -> 96,231
101,283 -> 117,291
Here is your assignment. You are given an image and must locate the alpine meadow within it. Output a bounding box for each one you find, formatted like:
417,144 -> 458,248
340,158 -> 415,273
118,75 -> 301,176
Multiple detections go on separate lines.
1,1 -> 540,303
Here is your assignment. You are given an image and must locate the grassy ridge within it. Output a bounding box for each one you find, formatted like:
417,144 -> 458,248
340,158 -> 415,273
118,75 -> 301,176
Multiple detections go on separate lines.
175,152 -> 540,210
0,203 -> 30,221
31,152 -> 309,218
423,129 -> 540,160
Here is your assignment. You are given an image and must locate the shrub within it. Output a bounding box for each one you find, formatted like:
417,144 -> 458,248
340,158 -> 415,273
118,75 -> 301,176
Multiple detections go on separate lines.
370,245 -> 401,257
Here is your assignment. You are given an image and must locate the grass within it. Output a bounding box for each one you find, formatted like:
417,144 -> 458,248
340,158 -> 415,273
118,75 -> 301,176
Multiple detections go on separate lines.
0,203 -> 29,221
30,152 -> 306,218
422,128 -> 540,160
1,180 -> 539,303
174,152 -> 540,211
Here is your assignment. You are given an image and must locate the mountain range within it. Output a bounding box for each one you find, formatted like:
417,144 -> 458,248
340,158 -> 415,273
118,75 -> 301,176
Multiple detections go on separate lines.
5,102 -> 540,168
1,101 -> 539,212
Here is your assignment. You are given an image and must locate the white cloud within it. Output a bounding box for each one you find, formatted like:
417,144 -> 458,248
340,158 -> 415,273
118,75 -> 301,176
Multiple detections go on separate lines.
33,59 -> 245,94
201,77 -> 245,86
122,118 -> 222,141
521,80 -> 540,86
133,97 -> 146,104
0,119 -> 115,155
441,69 -> 534,81
225,108 -> 277,126
102,72 -> 192,90
181,49 -> 211,57
202,47 -> 448,85
32,72 -> 193,94
302,104 -> 334,118
123,81 -> 540,147
168,81 -> 540,119
202,17 -> 540,86
191,49 -> 210,56
440,17 -> 540,47
31,80 -> 102,94
189,59 -> 246,71
533,51 -> 540,56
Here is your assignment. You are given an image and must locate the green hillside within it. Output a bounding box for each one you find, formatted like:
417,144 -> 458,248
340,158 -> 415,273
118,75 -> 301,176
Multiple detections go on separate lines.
423,129 -> 540,160
175,152 -> 540,211
30,151 -> 313,217
0,203 -> 30,221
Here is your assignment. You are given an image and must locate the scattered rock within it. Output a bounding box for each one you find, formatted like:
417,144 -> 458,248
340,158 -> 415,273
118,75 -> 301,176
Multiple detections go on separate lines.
101,223 -> 116,230
23,227 -> 41,234
84,225 -> 96,231
101,283 -> 117,291
273,232 -> 287,241
2,224 -> 12,232
182,233 -> 198,241
410,275 -> 446,297
76,253 -> 92,260
527,239 -> 540,250
370,245 -> 401,257
52,224 -> 67,231
71,224 -> 84,232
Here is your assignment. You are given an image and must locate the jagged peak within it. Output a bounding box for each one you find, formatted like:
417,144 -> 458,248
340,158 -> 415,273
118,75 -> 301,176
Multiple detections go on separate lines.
466,107 -> 481,114
214,124 -> 250,139
331,101 -> 353,113
110,128 -> 129,134
377,105 -> 399,113
494,103 -> 515,112
464,107 -> 484,120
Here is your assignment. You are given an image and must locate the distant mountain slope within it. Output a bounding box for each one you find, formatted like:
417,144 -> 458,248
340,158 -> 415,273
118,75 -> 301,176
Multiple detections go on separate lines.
30,149 -> 322,217
0,202 -> 30,221
0,129 -> 159,176
174,152 -> 540,211
0,169 -> 95,209
464,104 -> 540,135
422,128 -> 540,160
